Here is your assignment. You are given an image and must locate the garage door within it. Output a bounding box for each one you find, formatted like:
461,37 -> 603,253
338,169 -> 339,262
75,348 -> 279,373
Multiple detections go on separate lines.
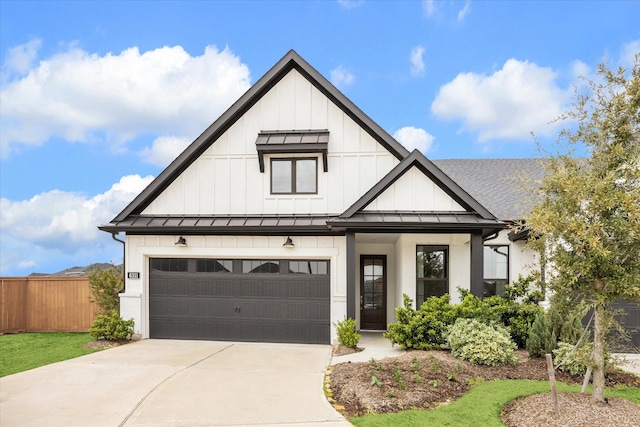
611,300 -> 640,351
149,258 -> 330,344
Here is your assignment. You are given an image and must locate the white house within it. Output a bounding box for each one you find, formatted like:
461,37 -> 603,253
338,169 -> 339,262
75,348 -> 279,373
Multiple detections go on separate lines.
100,50 -> 540,344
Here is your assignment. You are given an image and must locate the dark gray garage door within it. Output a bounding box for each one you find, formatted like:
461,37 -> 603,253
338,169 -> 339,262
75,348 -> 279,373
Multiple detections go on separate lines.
611,300 -> 640,351
149,258 -> 330,344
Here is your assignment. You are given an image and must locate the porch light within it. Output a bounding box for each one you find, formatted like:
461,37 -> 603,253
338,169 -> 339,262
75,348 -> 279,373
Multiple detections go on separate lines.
175,236 -> 187,247
283,236 -> 295,248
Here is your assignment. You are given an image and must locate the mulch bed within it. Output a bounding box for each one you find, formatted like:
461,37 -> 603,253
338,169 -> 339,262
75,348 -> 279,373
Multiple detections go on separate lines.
328,349 -> 640,419
83,339 -> 131,349
502,392 -> 640,427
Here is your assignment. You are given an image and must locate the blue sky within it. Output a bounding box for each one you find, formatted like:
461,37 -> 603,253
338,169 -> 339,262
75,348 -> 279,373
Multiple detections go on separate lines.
1,0 -> 638,275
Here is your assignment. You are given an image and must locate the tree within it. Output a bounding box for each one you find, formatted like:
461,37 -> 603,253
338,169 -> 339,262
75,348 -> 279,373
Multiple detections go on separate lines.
523,55 -> 640,402
88,264 -> 123,314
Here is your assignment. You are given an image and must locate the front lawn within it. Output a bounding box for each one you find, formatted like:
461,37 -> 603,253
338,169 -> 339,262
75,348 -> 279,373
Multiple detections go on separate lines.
0,332 -> 102,377
350,379 -> 640,427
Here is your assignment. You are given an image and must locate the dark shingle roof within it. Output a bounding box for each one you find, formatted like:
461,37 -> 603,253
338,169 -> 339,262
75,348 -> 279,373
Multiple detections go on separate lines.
432,159 -> 546,221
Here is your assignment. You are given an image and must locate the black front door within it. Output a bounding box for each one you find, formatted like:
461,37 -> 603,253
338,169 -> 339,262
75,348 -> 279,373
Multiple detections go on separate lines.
360,255 -> 386,330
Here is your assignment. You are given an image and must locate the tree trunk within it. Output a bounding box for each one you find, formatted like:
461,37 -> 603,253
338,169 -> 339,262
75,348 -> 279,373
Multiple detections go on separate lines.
591,298 -> 606,402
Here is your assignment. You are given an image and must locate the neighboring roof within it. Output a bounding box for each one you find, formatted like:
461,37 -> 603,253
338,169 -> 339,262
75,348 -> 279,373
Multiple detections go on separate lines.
99,215 -> 341,235
432,158 -> 546,221
108,49 -> 409,224
341,150 -> 499,221
29,262 -> 116,277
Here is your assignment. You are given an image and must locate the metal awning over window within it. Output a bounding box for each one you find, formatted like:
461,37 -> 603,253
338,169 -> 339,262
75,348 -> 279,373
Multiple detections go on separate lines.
256,130 -> 329,172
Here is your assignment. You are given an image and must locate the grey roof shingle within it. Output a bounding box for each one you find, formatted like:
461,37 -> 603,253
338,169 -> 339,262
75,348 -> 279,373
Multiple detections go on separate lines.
432,159 -> 546,221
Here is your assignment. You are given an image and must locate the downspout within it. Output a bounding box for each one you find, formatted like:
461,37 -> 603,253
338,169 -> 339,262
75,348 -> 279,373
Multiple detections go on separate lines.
110,232 -> 126,293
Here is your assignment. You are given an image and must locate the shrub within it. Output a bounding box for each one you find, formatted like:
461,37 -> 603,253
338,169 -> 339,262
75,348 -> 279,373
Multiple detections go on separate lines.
526,310 -> 557,357
455,276 -> 544,349
446,318 -> 518,366
89,312 -> 134,341
552,341 -> 611,376
525,302 -> 585,357
550,304 -> 585,344
385,276 -> 544,350
334,316 -> 360,348
552,342 -> 592,375
384,294 -> 457,350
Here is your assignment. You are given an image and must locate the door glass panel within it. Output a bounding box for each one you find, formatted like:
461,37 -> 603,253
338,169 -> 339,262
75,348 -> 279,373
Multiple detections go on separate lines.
362,257 -> 384,309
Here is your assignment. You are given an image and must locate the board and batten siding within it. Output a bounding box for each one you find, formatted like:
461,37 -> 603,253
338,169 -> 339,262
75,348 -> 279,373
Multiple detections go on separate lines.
141,69 -> 399,217
363,166 -> 466,212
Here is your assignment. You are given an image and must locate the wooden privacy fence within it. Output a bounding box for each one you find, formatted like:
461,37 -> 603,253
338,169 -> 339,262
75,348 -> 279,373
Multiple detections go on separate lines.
0,277 -> 100,334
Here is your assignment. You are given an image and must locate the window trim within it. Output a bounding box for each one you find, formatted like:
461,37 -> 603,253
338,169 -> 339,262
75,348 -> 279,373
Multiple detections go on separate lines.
270,157 -> 318,195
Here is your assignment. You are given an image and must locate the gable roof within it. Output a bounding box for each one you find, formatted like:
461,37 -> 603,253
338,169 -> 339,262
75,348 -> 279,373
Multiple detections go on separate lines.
340,150 -> 498,220
432,158 -> 546,220
110,49 -> 409,223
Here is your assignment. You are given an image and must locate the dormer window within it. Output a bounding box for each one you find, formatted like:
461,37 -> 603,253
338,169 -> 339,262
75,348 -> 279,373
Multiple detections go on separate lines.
256,130 -> 329,173
271,158 -> 317,194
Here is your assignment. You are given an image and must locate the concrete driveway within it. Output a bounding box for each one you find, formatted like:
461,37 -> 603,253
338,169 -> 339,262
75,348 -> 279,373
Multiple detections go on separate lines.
0,340 -> 351,427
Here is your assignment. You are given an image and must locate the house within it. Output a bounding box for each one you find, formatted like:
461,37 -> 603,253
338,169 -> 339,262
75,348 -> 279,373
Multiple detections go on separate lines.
99,50 -> 541,345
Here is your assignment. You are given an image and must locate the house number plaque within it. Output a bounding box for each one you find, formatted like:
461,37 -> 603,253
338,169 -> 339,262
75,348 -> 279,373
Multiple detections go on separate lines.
127,272 -> 140,279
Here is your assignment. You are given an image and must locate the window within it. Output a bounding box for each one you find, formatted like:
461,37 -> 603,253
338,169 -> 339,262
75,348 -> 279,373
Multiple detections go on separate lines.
242,260 -> 280,274
289,260 -> 329,275
483,245 -> 509,297
271,158 -> 317,194
196,259 -> 233,273
416,245 -> 448,307
150,258 -> 188,272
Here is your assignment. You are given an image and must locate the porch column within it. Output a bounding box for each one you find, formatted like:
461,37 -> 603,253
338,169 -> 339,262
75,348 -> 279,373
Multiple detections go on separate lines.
470,231 -> 484,297
346,231 -> 356,319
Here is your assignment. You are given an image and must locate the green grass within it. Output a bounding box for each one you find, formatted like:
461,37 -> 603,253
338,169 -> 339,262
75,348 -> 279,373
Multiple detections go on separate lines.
0,332 -> 103,377
350,379 -> 640,427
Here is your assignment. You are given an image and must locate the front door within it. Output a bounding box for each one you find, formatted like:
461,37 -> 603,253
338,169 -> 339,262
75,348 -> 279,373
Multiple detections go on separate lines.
360,255 -> 387,330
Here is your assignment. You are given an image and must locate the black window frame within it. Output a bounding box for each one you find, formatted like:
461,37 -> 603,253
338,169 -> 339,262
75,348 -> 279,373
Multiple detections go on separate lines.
270,157 -> 318,195
416,245 -> 449,307
483,245 -> 509,297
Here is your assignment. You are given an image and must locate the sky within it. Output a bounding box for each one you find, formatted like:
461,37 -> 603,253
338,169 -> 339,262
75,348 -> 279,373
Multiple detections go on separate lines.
0,0 -> 638,276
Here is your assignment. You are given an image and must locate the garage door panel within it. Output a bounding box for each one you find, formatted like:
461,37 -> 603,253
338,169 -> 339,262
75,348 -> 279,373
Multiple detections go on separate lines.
149,258 -> 330,344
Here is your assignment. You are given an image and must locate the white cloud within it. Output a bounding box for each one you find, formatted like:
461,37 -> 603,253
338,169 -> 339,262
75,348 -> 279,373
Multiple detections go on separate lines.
571,60 -> 590,79
337,0 -> 364,9
0,43 -> 251,157
431,59 -> 568,142
0,175 -> 154,260
422,0 -> 435,17
457,1 -> 471,22
2,39 -> 42,76
410,46 -> 426,77
393,126 -> 435,153
17,260 -> 36,269
620,40 -> 639,67
140,136 -> 191,167
330,65 -> 355,88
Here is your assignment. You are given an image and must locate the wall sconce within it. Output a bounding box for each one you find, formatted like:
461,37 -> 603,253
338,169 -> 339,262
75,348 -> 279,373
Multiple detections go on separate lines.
175,236 -> 187,247
283,236 -> 295,248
